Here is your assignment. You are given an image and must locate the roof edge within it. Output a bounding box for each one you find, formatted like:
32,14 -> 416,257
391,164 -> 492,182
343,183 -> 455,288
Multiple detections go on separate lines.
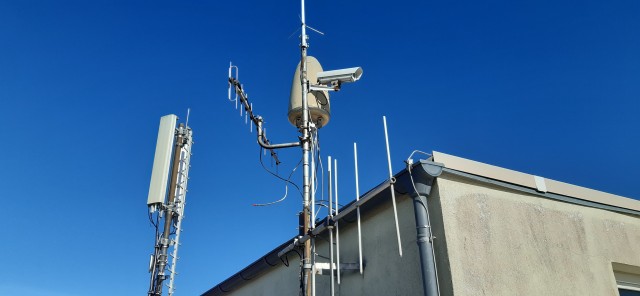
432,151 -> 640,212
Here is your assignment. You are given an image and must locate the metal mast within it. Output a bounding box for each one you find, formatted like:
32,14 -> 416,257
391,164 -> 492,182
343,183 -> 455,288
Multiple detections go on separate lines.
299,0 -> 313,295
226,2 -> 362,294
167,125 -> 193,296
147,118 -> 193,296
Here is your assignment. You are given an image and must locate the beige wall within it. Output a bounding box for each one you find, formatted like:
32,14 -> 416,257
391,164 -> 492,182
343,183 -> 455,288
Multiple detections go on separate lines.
218,172 -> 640,296
436,173 -> 640,296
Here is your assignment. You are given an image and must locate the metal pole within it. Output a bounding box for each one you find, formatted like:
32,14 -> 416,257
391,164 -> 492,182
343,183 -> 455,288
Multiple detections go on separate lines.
334,158 -> 341,285
148,236 -> 159,292
168,127 -> 193,296
328,157 -> 335,296
412,194 -> 438,296
150,124 -> 184,296
311,137 -> 316,296
409,161 -> 444,296
383,116 -> 403,257
300,1 -> 312,295
353,143 -> 363,275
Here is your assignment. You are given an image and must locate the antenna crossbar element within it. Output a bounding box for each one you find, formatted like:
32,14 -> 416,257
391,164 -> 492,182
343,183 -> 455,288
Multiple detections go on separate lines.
228,63 -> 239,109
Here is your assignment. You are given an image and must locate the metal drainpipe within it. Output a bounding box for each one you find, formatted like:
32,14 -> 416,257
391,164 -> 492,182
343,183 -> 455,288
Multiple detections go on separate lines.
409,160 -> 444,296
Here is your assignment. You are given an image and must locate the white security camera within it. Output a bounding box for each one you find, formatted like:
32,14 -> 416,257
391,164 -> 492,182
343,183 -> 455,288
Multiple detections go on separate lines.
316,67 -> 363,85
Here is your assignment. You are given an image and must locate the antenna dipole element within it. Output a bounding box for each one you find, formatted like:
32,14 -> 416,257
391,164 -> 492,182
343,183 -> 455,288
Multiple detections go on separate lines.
334,158 -> 341,285
383,116 -> 403,257
327,156 -> 335,296
354,143 -> 363,274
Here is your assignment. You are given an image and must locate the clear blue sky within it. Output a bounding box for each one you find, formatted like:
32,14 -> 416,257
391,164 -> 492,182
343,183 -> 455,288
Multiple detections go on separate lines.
1,0 -> 638,295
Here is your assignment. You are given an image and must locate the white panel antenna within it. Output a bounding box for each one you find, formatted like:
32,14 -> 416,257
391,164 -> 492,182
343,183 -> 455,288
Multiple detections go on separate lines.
147,114 -> 178,209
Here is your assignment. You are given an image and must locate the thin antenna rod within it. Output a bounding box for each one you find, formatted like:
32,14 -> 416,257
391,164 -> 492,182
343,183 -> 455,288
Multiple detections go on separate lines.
354,143 -> 363,274
334,158 -> 341,285
311,140 -> 316,296
311,142 -> 316,226
327,156 -> 335,296
383,116 -> 403,257
185,108 -> 190,128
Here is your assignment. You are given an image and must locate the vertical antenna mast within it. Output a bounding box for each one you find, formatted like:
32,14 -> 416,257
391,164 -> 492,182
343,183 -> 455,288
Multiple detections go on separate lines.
167,117 -> 193,296
299,1 -> 313,295
147,114 -> 194,296
225,1 -> 362,295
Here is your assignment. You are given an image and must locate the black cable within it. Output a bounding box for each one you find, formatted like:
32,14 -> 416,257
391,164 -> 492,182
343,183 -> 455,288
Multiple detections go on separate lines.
281,254 -> 290,267
315,253 -> 331,260
148,211 -> 157,228
259,147 -> 303,197
292,248 -> 302,259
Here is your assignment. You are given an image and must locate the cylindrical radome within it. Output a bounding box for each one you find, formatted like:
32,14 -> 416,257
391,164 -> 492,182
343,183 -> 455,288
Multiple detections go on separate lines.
288,56 -> 330,128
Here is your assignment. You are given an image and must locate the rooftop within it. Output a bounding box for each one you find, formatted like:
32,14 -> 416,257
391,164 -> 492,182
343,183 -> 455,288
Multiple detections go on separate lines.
202,151 -> 640,295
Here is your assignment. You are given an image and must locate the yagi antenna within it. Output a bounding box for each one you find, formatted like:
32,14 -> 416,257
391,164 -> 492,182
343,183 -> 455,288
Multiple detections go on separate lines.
227,62 -> 284,165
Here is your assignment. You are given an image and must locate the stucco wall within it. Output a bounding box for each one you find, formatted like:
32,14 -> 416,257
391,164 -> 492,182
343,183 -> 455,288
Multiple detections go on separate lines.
226,192 -> 425,296
436,173 -> 640,296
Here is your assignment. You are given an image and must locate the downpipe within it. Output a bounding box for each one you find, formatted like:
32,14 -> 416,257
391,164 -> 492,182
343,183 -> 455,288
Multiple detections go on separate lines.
408,160 -> 444,296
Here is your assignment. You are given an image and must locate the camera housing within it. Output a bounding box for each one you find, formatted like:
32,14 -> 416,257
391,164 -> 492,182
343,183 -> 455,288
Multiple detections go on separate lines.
316,67 -> 363,85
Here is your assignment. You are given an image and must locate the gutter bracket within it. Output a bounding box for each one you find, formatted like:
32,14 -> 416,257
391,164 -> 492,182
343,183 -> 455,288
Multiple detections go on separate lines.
410,160 -> 444,197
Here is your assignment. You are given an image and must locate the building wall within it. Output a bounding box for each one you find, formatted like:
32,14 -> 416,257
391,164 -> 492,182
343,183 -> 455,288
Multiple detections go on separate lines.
227,192 -> 425,296
436,173 -> 640,295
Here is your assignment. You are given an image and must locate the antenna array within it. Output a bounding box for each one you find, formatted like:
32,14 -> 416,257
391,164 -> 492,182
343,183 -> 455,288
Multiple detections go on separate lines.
146,114 -> 194,296
277,117 -> 405,296
224,1 -> 364,295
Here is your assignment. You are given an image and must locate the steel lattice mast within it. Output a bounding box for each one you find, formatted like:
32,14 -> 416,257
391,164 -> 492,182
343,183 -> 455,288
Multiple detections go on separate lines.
147,115 -> 194,296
